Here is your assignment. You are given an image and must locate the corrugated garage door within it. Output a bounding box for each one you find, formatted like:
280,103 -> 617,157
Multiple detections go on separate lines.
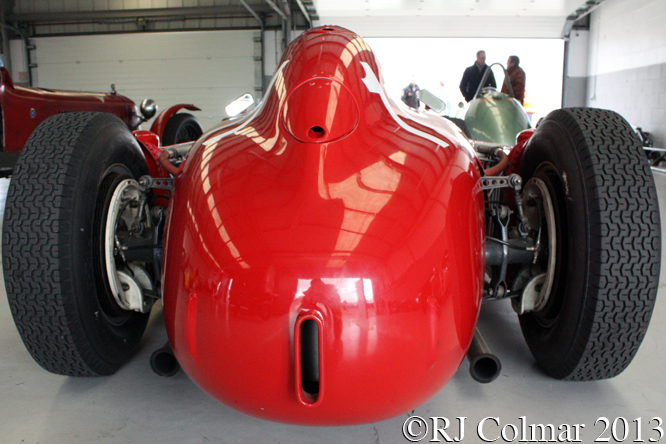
32,30 -> 258,132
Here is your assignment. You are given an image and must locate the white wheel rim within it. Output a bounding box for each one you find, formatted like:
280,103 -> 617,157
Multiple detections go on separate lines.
521,177 -> 557,313
104,178 -> 146,312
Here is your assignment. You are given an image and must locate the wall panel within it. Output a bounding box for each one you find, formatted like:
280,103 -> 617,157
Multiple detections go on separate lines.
32,30 -> 257,131
563,30 -> 589,108
586,0 -> 666,147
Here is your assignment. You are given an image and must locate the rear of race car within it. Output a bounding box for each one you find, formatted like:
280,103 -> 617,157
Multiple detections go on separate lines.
161,26 -> 486,425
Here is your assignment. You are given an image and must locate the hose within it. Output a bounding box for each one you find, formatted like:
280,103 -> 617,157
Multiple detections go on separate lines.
484,150 -> 509,176
158,148 -> 181,176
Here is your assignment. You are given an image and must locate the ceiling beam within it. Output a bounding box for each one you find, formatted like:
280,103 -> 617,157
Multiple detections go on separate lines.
561,0 -> 605,37
8,5 -> 276,25
7,2 -> 318,36
238,0 -> 265,29
294,0 -> 313,27
262,0 -> 287,21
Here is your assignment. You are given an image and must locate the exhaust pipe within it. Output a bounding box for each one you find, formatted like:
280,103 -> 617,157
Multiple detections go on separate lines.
150,341 -> 180,377
466,329 -> 501,383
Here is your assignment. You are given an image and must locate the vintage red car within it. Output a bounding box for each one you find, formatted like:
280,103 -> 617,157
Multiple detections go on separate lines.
0,58 -> 202,175
3,26 -> 660,426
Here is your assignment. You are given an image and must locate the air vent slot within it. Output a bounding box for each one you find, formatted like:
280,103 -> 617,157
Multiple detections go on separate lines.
300,319 -> 320,395
296,315 -> 323,406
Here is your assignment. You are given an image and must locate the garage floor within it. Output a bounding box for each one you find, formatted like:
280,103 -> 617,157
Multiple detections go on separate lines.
1,172 -> 665,444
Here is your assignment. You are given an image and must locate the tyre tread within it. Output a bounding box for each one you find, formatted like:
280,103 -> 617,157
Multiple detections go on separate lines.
548,108 -> 659,380
4,112 -> 123,376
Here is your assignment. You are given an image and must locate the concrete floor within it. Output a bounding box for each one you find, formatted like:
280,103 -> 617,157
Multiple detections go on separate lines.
1,172 -> 665,444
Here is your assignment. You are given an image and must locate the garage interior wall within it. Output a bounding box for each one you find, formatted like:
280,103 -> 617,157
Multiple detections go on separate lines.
563,30 -> 589,108
29,30 -> 259,132
263,30 -> 302,89
587,0 -> 666,146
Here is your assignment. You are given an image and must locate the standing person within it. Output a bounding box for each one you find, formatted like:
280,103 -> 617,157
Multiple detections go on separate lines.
401,77 -> 420,110
459,50 -> 496,102
501,55 -> 526,105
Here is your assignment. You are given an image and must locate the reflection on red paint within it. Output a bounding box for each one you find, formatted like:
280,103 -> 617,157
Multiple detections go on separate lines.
161,25 -> 484,425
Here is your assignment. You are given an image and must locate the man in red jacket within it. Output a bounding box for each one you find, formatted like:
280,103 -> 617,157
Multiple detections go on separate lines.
501,55 -> 526,105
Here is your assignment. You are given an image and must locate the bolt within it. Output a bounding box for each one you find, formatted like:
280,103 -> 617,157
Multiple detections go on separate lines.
131,222 -> 144,235
499,205 -> 510,220
509,174 -> 523,190
518,222 -> 529,235
121,283 -> 130,291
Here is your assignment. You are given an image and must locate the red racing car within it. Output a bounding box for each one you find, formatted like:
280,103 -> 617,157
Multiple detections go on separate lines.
3,26 -> 660,426
0,57 -> 202,175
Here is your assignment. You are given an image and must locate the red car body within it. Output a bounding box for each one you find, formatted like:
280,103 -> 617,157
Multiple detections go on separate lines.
0,65 -> 201,166
139,26 -> 485,425
0,67 -> 140,153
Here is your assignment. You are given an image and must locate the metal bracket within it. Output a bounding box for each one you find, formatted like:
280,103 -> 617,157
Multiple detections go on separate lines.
512,273 -> 547,315
481,174 -> 523,192
486,205 -> 511,299
139,175 -> 173,191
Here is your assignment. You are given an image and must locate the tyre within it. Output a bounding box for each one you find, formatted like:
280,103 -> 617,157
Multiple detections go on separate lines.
161,112 -> 203,145
445,116 -> 471,138
517,108 -> 660,380
3,112 -> 151,376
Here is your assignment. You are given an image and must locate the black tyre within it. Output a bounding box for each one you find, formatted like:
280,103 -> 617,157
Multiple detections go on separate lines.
161,112 -> 203,145
518,108 -> 660,380
445,116 -> 471,138
3,112 -> 151,376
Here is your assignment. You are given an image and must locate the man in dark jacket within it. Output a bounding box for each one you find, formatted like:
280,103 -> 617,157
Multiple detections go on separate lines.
401,78 -> 420,110
459,50 -> 496,102
501,55 -> 526,104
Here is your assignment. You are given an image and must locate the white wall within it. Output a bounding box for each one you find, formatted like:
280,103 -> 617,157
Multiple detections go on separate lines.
587,0 -> 666,77
563,30 -> 589,107
9,39 -> 29,84
567,31 -> 589,79
586,0 -> 666,146
32,30 -> 257,131
315,16 -> 565,38
263,29 -> 304,76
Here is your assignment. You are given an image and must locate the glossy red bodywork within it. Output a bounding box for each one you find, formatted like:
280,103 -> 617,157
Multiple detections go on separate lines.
150,104 -> 201,143
133,130 -> 165,178
506,128 -> 535,177
162,26 -> 485,425
0,68 -> 138,152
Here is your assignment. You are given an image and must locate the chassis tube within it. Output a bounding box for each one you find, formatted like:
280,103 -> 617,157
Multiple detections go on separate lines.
466,329 -> 501,383
485,237 -> 535,267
